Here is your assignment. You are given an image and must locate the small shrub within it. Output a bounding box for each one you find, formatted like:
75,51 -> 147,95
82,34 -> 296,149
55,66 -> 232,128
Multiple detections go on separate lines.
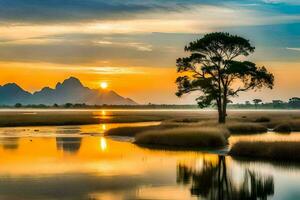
135,127 -> 229,148
105,124 -> 180,137
226,123 -> 267,134
273,123 -> 292,133
173,118 -> 201,123
254,117 -> 270,123
288,119 -> 300,131
230,141 -> 300,162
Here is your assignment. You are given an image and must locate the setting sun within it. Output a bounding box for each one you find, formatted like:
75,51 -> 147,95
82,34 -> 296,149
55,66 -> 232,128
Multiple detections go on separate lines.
100,82 -> 108,89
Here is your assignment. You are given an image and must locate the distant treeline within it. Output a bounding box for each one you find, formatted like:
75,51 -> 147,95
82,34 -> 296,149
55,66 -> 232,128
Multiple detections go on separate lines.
2,97 -> 300,109
229,97 -> 300,109
2,103 -> 199,109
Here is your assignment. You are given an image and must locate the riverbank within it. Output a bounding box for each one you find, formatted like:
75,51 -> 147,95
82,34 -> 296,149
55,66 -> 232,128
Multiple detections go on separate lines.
230,141 -> 300,162
1,109 -> 300,127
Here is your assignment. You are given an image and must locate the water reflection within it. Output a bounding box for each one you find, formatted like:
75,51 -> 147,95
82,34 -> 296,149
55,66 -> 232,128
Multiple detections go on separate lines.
0,137 -> 19,150
56,137 -> 82,154
100,137 -> 107,151
177,156 -> 274,200
0,124 -> 300,199
56,126 -> 81,135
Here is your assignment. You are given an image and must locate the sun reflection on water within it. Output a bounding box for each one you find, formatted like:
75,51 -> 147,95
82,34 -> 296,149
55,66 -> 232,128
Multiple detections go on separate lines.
102,124 -> 106,131
100,137 -> 107,151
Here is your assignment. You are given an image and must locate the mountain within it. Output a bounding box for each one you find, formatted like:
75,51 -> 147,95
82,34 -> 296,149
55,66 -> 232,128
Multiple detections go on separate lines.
0,77 -> 138,105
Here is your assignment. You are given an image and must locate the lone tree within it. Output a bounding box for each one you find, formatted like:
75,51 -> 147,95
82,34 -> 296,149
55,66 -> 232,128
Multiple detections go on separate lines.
176,32 -> 274,123
253,99 -> 262,109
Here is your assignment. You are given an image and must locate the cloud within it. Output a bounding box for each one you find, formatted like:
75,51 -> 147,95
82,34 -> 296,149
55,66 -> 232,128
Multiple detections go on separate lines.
0,61 -> 145,75
286,47 -> 300,51
0,0 -> 207,24
0,0 -> 298,25
95,40 -> 152,52
262,0 -> 300,4
0,1 -> 299,66
0,0 -> 158,23
1,4 -> 299,42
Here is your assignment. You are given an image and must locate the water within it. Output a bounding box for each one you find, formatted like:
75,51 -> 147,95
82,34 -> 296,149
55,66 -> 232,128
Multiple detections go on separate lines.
0,124 -> 300,199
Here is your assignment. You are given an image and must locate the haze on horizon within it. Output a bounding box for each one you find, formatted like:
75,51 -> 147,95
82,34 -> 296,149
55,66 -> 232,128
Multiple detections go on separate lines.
0,0 -> 299,104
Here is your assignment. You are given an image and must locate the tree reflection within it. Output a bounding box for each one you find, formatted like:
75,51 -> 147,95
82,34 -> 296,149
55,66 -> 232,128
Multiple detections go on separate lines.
1,137 -> 19,150
177,156 -> 274,200
56,137 -> 82,154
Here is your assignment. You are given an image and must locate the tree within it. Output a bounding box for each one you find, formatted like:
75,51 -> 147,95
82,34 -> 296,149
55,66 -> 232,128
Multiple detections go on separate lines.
272,100 -> 284,109
289,97 -> 300,108
14,103 -> 22,108
253,99 -> 262,109
64,103 -> 73,108
176,32 -> 274,123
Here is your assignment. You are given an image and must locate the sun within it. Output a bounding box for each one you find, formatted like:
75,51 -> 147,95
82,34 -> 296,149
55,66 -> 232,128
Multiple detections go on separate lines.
100,82 -> 108,89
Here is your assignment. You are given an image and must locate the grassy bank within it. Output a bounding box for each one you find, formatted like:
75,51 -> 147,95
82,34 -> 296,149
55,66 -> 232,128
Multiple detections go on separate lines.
230,141 -> 300,162
105,124 -> 185,137
135,127 -> 229,148
1,110 -> 300,129
226,122 -> 268,134
0,110 -> 175,127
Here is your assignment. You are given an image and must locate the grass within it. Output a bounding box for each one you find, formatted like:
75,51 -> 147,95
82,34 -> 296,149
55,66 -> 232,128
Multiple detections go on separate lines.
1,110 -> 300,131
288,119 -> 300,131
135,127 -> 229,148
273,123 -> 292,133
226,122 -> 268,134
254,116 -> 271,123
105,124 -> 183,137
229,141 -> 300,162
105,125 -> 159,137
0,110 -> 173,127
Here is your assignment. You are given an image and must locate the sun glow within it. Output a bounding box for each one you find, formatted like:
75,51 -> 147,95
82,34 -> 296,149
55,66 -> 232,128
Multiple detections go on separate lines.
100,137 -> 107,151
100,82 -> 108,89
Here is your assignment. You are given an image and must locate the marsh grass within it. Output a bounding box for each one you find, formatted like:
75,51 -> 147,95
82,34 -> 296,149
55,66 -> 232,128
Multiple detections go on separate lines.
254,117 -> 271,123
105,117 -> 211,137
1,110 -> 300,132
135,127 -> 229,148
104,124 -> 181,137
230,141 -> 300,162
288,119 -> 300,131
0,111 -> 172,127
226,122 -> 268,134
273,123 -> 292,133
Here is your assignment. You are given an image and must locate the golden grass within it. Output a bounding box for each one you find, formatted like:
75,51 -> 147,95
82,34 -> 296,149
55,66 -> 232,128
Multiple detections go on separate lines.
273,123 -> 292,133
1,110 -> 300,131
105,124 -> 183,137
135,127 -> 229,148
0,111 -> 171,127
254,116 -> 271,123
226,122 -> 268,134
230,141 -> 300,161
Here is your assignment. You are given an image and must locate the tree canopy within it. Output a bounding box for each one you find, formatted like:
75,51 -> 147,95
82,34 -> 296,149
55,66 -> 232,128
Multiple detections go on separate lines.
176,32 -> 274,123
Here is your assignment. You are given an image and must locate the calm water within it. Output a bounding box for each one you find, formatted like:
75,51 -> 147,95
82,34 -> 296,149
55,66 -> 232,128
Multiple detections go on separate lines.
0,123 -> 300,199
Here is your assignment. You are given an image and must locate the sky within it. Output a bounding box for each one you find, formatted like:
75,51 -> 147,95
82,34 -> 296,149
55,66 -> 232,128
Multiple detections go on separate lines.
0,0 -> 299,104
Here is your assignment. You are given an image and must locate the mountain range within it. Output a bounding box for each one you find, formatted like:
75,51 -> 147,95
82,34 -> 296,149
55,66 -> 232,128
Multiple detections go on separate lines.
0,77 -> 137,105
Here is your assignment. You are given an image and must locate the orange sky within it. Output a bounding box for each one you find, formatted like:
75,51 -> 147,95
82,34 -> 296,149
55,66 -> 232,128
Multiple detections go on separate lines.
0,61 -> 299,104
0,1 -> 300,104
0,62 -> 184,104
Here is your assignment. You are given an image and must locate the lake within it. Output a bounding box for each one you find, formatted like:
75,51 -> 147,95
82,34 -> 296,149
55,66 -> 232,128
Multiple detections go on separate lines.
0,119 -> 300,200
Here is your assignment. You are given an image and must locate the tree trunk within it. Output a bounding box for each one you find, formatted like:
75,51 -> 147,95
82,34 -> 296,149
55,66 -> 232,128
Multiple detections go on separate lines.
217,98 -> 225,124
218,94 -> 227,124
220,88 -> 228,124
221,102 -> 227,124
219,111 -> 226,124
218,104 -> 226,123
